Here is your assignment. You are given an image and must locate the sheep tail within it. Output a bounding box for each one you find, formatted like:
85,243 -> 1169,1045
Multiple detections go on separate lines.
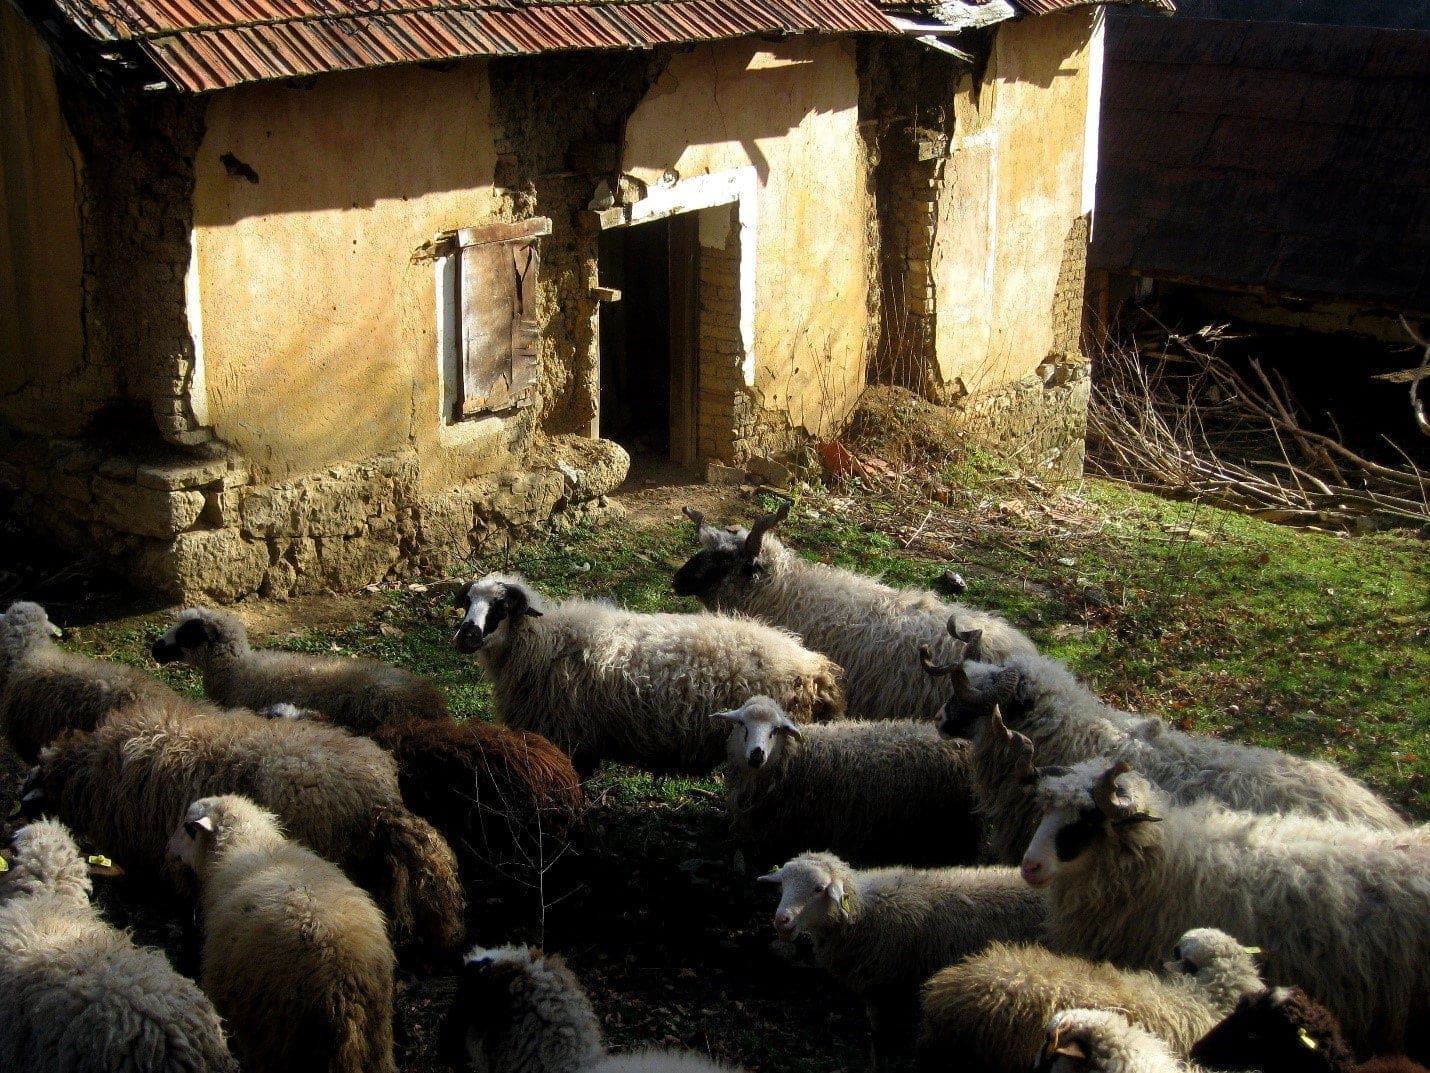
367,805 -> 466,961
329,990 -> 397,1073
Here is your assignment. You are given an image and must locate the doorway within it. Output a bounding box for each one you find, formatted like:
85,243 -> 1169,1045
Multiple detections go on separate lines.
597,212 -> 700,465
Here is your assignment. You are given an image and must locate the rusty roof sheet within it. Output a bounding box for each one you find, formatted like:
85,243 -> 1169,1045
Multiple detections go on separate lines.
1013,0 -> 1173,14
47,0 -> 897,91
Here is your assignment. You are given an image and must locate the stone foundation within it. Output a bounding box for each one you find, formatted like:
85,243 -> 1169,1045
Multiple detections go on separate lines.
946,364 -> 1090,477
0,430 -> 628,602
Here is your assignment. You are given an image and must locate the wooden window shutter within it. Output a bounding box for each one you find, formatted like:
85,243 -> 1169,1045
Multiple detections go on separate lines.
456,217 -> 550,417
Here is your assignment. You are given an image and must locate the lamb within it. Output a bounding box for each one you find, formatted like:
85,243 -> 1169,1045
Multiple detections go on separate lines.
1020,759 -> 1430,1059
441,944 -> 741,1073
1190,986 -> 1430,1073
0,817 -> 237,1073
672,502 -> 1036,721
761,851 -> 1047,1064
26,693 -> 465,959
454,573 -> 844,774
926,643 -> 1406,860
151,606 -> 448,732
713,695 -> 980,867
168,795 -> 396,1073
1034,1009 -> 1195,1073
918,927 -> 1264,1073
1,600 -> 179,763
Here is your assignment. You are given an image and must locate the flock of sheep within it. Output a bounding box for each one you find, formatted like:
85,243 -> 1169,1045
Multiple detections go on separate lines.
0,500 -> 1426,1073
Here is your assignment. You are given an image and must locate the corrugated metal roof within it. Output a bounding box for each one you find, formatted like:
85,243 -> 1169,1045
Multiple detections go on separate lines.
48,0 -> 897,91
1014,0 -> 1173,15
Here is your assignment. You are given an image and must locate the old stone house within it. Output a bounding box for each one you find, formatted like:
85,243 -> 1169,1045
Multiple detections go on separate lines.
3,0 -> 1159,602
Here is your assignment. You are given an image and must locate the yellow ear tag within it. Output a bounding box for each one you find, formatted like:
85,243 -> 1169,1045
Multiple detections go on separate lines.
1298,1029 -> 1317,1050
840,892 -> 851,912
0,856 -> 8,873
87,855 -> 113,869
1242,945 -> 1262,954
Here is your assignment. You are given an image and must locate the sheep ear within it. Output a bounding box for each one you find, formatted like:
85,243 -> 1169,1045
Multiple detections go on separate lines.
710,709 -> 745,724
825,879 -> 848,915
49,622 -> 63,639
185,816 -> 215,838
86,854 -> 124,878
757,867 -> 785,885
775,718 -> 803,741
1052,1041 -> 1087,1061
682,506 -> 706,535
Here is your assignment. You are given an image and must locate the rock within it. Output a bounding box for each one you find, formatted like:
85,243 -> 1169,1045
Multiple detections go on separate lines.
140,529 -> 270,602
706,462 -> 745,486
93,480 -> 206,538
746,455 -> 792,487
939,570 -> 968,595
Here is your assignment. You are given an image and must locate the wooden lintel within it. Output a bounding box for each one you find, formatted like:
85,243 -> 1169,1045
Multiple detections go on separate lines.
579,207 -> 629,233
456,217 -> 552,249
591,286 -> 622,302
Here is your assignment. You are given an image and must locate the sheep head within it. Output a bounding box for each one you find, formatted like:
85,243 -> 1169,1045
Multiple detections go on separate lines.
1190,987 -> 1349,1073
988,706 -> 1038,786
1036,1010 -> 1143,1073
151,607 -> 245,667
0,601 -> 62,661
712,696 -> 803,771
926,622 -> 1021,735
759,852 -> 852,939
455,575 -> 544,654
1021,760 -> 1159,888
167,794 -> 280,877
671,501 -> 789,603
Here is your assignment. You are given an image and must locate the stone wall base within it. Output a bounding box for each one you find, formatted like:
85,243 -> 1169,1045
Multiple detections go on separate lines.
0,432 -> 628,603
946,364 -> 1090,478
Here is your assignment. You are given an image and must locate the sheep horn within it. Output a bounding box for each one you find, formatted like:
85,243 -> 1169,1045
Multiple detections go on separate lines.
1091,761 -> 1135,819
743,500 -> 790,559
919,644 -> 955,677
682,506 -> 706,533
944,617 -> 983,661
992,706 -> 1037,783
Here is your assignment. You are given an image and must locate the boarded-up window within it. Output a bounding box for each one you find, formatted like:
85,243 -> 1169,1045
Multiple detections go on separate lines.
453,218 -> 550,418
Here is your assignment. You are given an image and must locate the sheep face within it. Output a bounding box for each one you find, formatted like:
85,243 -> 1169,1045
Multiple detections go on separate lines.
455,576 -> 543,655
759,855 -> 848,939
1035,1009 -> 1138,1073
670,502 -> 788,604
167,794 -> 275,876
920,628 -> 1020,738
1021,761 -> 1160,888
151,608 -> 233,666
1190,988 -> 1343,1073
0,601 -> 62,660
712,696 -> 803,770
1162,928 -> 1258,982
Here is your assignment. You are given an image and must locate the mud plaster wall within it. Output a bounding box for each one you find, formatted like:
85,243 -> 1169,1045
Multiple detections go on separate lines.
621,38 -> 873,452
0,8 -> 93,438
934,9 -> 1097,395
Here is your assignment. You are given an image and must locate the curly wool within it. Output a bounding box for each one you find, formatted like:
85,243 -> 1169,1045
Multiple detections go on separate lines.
0,819 -> 237,1073
0,600 -> 178,763
464,575 -> 844,774
159,607 -> 449,732
676,521 -> 1036,721
1035,764 -> 1430,1059
1038,1010 -> 1192,1073
32,694 -> 464,958
954,650 -> 1404,864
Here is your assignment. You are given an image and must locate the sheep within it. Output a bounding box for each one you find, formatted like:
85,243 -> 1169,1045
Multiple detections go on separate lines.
0,600 -> 180,763
0,817 -> 237,1073
151,606 -> 448,732
712,695 -> 980,867
917,927 -> 1264,1073
1019,759 -> 1430,1059
1034,1009 -> 1195,1073
168,794 -> 396,1073
26,693 -> 465,959
454,573 -> 844,774
926,644 -> 1406,860
761,850 -> 1047,1065
1190,986 -> 1430,1073
441,944 -> 741,1073
672,503 -> 1036,721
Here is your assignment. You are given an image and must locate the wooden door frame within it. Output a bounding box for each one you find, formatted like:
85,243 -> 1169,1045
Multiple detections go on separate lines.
667,213 -> 700,466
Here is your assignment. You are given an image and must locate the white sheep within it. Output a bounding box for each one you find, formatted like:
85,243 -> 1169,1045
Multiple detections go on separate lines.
671,502 -> 1036,721
1021,759 -> 1430,1059
1035,1009 -> 1197,1073
0,818 -> 237,1072
441,944 -> 741,1073
168,795 -> 396,1073
928,647 -> 1405,862
713,695 -> 980,867
918,927 -> 1264,1073
152,606 -> 449,732
1,599 -> 179,762
761,851 -> 1047,1065
454,573 -> 844,774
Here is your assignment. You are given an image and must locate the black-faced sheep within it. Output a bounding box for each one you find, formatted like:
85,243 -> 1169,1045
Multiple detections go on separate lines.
1190,986 -> 1430,1073
1021,759 -> 1430,1059
0,818 -> 237,1073
27,694 -> 465,959
918,927 -> 1264,1073
1035,1009 -> 1193,1073
713,695 -> 980,867
928,645 -> 1405,862
441,944 -> 741,1073
761,851 -> 1047,1065
672,503 -> 1035,721
1,599 -> 179,763
168,795 -> 396,1073
454,573 -> 844,774
152,606 -> 448,732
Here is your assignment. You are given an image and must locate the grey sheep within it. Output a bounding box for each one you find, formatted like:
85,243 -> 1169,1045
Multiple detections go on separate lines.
168,795 -> 396,1073
1020,759 -> 1430,1059
673,502 -> 1036,720
713,695 -> 980,867
441,944 -> 742,1073
152,606 -> 449,732
761,851 -> 1047,1065
0,817 -> 237,1073
928,647 -> 1404,863
918,927 -> 1264,1073
26,693 -> 465,959
1,600 -> 178,763
454,573 -> 844,774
